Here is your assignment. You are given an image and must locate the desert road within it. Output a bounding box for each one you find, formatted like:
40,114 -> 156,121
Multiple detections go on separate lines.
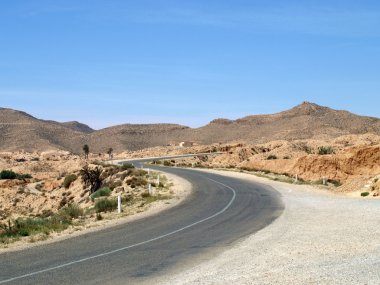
0,158 -> 284,285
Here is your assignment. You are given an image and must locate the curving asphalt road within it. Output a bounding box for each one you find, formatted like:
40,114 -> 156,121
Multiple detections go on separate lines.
0,162 -> 284,285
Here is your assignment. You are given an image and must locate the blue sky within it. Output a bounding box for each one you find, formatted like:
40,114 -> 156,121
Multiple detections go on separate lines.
1,1 -> 379,129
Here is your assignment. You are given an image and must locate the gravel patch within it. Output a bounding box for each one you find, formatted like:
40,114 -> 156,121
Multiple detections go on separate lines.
155,170 -> 380,285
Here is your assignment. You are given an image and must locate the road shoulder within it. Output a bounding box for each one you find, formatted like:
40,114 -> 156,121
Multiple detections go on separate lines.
153,168 -> 380,285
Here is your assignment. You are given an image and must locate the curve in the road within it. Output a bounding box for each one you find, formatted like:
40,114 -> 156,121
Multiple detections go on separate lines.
0,177 -> 236,284
0,163 -> 284,285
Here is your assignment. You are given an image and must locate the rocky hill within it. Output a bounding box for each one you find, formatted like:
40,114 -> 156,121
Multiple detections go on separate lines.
0,108 -> 87,152
192,102 -> 380,144
0,102 -> 379,152
61,121 -> 94,133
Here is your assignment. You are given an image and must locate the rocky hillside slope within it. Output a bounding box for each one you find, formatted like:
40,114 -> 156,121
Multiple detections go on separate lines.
191,102 -> 380,143
1,102 -> 379,152
152,134 -> 380,197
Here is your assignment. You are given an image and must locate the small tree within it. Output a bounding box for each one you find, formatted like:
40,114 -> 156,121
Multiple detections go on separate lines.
83,144 -> 90,159
80,165 -> 102,193
107,148 -> 113,159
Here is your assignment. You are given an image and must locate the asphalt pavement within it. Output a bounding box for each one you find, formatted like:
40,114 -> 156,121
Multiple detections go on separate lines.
0,165 -> 283,285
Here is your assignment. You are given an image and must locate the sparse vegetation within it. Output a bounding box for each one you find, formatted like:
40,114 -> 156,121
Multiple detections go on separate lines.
120,163 -> 135,170
126,176 -> 148,188
91,187 -> 112,201
59,203 -> 84,219
143,193 -> 171,204
298,143 -> 313,154
107,180 -> 122,190
63,174 -> 77,189
267,155 -> 277,160
0,148 -> 177,246
0,204 -> 84,243
95,198 -> 118,213
327,179 -> 342,187
0,170 -> 32,180
318,146 -> 335,155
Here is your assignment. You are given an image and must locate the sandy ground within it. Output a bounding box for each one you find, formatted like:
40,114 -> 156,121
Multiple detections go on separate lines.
0,172 -> 192,254
153,169 -> 380,285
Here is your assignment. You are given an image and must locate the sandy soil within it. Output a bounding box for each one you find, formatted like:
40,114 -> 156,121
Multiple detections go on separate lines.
152,169 -> 380,285
0,172 -> 192,254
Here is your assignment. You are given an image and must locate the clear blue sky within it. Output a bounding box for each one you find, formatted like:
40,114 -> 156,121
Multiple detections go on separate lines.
1,1 -> 379,129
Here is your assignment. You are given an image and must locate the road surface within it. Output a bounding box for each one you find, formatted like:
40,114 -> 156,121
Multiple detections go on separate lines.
0,160 -> 283,284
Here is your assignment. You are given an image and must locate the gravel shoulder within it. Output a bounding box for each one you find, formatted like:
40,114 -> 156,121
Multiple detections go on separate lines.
154,169 -> 380,285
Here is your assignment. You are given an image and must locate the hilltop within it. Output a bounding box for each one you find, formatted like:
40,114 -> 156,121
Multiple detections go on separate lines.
0,102 -> 379,152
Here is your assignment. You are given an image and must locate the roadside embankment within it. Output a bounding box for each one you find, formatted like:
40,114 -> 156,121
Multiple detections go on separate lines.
0,171 -> 192,253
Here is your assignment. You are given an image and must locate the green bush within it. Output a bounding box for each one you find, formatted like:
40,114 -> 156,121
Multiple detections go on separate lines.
318,146 -> 335,155
0,204 -> 86,242
95,198 -> 117,213
267,155 -> 277,160
91,187 -> 112,201
59,204 -> 83,219
0,215 -> 70,241
120,163 -> 135,170
361,192 -> 370,197
0,170 -> 17,179
0,170 -> 32,180
283,156 -> 291,160
163,161 -> 171,166
63,174 -> 77,189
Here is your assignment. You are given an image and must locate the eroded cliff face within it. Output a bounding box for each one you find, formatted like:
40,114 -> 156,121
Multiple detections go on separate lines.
289,146 -> 380,181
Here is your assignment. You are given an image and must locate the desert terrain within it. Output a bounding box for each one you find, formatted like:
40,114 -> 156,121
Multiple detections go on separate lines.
148,133 -> 380,198
0,102 -> 379,252
0,151 -> 181,247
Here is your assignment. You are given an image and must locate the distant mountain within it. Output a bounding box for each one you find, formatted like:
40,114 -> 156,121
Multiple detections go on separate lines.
192,102 -> 380,144
0,108 -> 87,152
0,102 -> 379,152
